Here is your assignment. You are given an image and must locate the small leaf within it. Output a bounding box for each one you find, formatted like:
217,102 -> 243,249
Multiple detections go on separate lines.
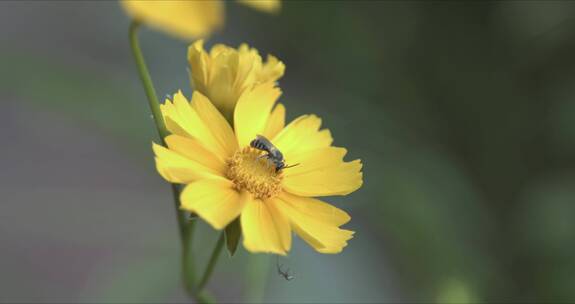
224,218 -> 241,256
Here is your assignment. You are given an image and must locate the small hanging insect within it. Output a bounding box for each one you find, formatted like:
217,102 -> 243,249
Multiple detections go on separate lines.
276,256 -> 295,281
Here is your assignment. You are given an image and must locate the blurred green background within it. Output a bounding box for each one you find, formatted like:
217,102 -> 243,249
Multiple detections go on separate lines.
2,1 -> 575,303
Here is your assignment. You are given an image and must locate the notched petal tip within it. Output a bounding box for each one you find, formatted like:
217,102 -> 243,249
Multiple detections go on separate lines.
276,194 -> 354,254
192,39 -> 205,50
315,228 -> 355,254
188,40 -> 206,60
282,154 -> 364,197
174,90 -> 187,101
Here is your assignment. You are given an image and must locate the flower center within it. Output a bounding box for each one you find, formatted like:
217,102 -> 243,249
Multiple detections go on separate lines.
226,147 -> 282,200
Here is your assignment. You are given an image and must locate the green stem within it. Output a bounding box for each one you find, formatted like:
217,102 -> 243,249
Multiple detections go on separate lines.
182,218 -> 197,295
171,184 -> 188,242
197,232 -> 225,292
129,20 -> 226,303
128,20 -> 169,140
128,20 -> 198,300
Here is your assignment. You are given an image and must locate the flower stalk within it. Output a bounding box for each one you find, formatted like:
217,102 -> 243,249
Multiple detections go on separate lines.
129,20 -> 221,303
197,232 -> 225,291
128,21 -> 169,140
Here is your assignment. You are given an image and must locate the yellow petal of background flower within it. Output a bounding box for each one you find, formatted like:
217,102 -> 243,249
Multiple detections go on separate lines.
275,193 -> 354,254
273,114 -> 333,158
152,143 -> 222,184
234,82 -> 282,147
237,0 -> 281,13
188,41 -> 285,122
181,179 -> 247,230
188,40 -> 210,92
241,198 -> 290,255
258,55 -> 285,83
121,0 -> 224,40
282,159 -> 363,197
161,91 -> 236,160
236,44 -> 261,85
204,49 -> 240,121
262,103 -> 285,139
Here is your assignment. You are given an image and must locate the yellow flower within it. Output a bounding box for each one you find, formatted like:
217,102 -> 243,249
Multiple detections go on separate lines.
121,0 -> 281,40
237,0 -> 281,13
188,40 -> 285,122
153,86 -> 363,254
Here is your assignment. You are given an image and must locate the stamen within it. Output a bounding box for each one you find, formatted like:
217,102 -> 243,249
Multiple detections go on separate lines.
226,147 -> 283,199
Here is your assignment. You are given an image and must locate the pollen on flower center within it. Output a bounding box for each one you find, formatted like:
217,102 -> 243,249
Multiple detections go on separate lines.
226,147 -> 282,200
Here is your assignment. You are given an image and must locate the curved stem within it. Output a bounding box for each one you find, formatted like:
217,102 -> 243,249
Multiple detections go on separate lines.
197,232 -> 225,292
128,20 -> 169,140
129,19 -> 187,240
128,20 -> 198,300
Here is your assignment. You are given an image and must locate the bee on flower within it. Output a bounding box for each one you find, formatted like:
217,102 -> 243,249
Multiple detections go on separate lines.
153,83 -> 363,255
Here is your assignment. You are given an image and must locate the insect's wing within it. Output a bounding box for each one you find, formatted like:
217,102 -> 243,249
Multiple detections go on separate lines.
256,134 -> 273,146
255,134 -> 266,141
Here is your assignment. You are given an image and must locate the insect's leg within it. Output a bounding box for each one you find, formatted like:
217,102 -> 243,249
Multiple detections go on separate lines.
282,163 -> 300,169
276,255 -> 283,274
256,153 -> 271,160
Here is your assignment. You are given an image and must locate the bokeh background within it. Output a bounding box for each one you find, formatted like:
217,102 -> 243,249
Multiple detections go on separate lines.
2,1 -> 575,303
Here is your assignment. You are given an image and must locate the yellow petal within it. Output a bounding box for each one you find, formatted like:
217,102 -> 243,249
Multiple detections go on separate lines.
161,93 -> 191,138
188,41 -> 285,122
273,114 -> 333,159
121,0 -> 224,40
161,90 -> 200,138
187,40 -> 210,93
188,41 -> 257,122
205,50 -> 241,121
241,198 -> 291,255
237,0 -> 281,13
282,146 -> 347,177
279,192 -> 351,226
276,193 -> 354,254
234,82 -> 282,147
152,143 -> 222,184
161,91 -> 236,160
258,54 -> 285,83
190,91 -> 238,156
180,179 -> 247,230
210,43 -> 233,57
236,45 -> 260,89
282,159 -> 363,197
266,198 -> 292,252
262,103 -> 285,140
164,134 -> 226,175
